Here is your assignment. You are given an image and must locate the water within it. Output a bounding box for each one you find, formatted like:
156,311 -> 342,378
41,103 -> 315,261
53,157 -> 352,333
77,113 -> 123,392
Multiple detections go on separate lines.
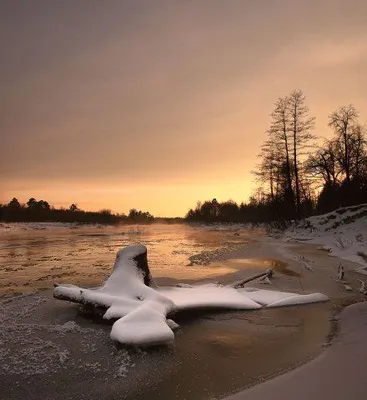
0,222 -> 333,400
1,290 -> 332,400
0,223 -> 249,297
228,258 -> 302,277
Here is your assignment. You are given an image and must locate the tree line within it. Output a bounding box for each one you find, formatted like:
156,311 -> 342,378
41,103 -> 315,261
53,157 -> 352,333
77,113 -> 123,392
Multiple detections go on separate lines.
186,90 -> 367,224
0,198 -> 155,224
185,198 -> 278,224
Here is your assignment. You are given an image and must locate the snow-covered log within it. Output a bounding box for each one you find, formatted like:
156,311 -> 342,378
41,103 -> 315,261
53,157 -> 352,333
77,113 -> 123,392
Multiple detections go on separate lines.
53,245 -> 329,347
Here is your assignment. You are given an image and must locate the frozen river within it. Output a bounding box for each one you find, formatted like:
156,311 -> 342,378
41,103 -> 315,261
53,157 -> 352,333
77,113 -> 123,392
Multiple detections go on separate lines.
0,222 -> 250,297
0,222 -> 335,400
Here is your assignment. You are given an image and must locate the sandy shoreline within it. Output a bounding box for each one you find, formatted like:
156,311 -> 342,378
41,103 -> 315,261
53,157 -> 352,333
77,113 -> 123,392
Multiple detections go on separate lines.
1,231 -> 366,400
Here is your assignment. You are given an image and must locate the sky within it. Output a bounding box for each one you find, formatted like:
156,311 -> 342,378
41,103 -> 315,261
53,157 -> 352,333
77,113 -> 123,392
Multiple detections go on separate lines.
1,0 -> 367,217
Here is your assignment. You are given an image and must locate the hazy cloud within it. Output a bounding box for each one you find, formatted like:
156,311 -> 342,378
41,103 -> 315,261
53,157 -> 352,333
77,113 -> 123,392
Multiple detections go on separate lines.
1,0 -> 367,215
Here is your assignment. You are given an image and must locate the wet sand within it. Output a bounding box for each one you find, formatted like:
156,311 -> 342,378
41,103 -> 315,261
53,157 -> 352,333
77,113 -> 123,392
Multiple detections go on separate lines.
1,227 -> 366,400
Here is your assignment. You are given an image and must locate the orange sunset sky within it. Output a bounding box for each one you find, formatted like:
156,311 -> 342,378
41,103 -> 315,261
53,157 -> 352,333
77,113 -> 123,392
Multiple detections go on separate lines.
1,1 -> 367,217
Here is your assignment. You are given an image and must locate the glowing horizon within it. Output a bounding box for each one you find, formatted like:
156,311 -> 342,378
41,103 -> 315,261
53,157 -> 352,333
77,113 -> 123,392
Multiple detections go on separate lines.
0,177 -> 255,217
1,1 -> 367,217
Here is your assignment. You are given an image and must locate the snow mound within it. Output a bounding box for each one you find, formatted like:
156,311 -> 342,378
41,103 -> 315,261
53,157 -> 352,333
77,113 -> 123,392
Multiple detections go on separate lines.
110,300 -> 175,346
54,245 -> 329,347
284,203 -> 367,270
54,245 -> 175,346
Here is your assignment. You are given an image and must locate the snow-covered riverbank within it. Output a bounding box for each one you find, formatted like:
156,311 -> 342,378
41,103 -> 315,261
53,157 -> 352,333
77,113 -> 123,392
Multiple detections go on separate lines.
283,204 -> 367,275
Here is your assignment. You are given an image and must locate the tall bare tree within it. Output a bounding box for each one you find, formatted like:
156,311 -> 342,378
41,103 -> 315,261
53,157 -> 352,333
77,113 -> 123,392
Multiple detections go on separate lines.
288,90 -> 315,219
268,96 -> 295,215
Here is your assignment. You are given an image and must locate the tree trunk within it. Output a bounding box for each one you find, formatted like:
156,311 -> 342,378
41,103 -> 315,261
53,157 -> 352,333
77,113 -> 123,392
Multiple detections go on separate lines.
293,117 -> 301,220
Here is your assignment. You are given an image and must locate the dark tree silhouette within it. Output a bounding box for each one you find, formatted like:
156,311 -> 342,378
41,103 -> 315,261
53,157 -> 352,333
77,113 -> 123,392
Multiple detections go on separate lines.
0,198 -> 154,224
187,96 -> 365,225
328,105 -> 359,183
288,90 -> 315,219
69,204 -> 79,212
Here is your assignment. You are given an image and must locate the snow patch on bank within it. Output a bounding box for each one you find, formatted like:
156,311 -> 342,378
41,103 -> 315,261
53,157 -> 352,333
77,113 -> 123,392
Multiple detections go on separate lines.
284,204 -> 367,274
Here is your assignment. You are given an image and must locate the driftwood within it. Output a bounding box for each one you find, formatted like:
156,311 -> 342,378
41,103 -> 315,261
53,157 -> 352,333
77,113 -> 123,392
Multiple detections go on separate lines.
54,246 -> 157,305
53,246 -> 273,308
131,248 -> 156,287
227,269 -> 274,289
52,245 -> 331,346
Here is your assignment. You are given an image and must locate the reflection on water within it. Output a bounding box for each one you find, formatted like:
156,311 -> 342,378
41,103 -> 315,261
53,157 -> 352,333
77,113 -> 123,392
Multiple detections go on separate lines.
126,302 -> 332,400
228,258 -> 302,277
0,223 -> 247,297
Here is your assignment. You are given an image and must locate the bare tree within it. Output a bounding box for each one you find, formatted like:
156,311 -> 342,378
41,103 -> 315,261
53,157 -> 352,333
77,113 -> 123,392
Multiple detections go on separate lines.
328,105 -> 359,182
306,139 -> 341,186
349,124 -> 367,181
307,105 -> 367,209
288,90 -> 315,219
268,96 -> 295,216
254,139 -> 282,202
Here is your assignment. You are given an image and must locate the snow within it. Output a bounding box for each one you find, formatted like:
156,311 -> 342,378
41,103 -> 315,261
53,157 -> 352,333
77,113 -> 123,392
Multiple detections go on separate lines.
0,222 -> 98,231
0,294 -> 142,380
284,203 -> 367,274
54,245 -> 330,347
54,245 -> 175,316
58,350 -> 70,364
54,245 -> 175,346
239,288 -> 328,307
52,321 -> 81,333
0,221 -> 144,234
110,300 -> 175,346
158,284 -> 261,310
166,319 -> 180,330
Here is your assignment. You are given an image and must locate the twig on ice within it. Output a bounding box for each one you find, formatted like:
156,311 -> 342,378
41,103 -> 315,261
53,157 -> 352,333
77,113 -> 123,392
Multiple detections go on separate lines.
228,269 -> 274,289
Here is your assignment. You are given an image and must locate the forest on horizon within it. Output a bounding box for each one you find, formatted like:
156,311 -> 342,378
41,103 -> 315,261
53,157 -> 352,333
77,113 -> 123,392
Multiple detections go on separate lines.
2,90 -> 366,225
0,199 -> 157,224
